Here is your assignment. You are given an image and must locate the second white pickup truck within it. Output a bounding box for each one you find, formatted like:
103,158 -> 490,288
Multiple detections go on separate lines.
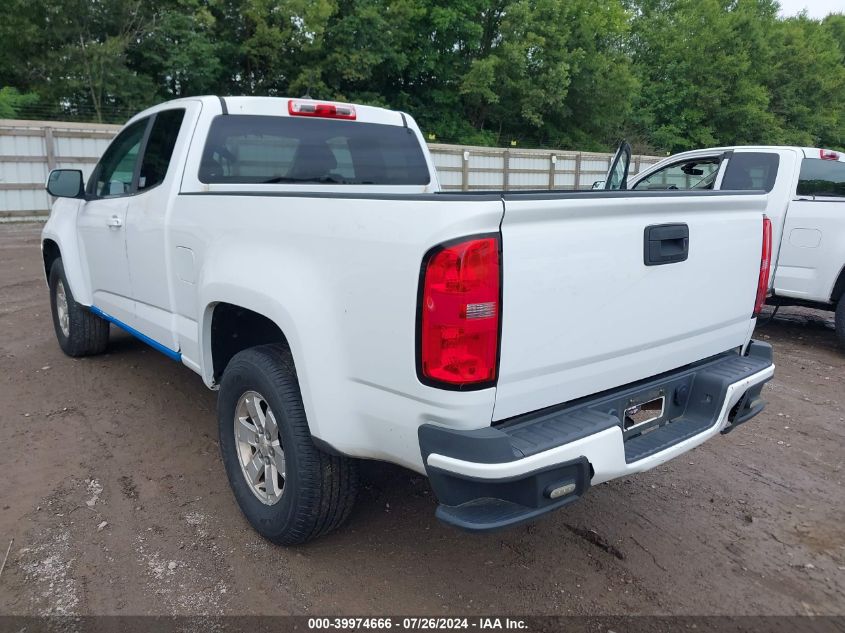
42,96 -> 774,544
629,146 -> 845,347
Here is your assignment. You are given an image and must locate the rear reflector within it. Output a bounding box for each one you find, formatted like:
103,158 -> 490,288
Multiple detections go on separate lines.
419,236 -> 500,388
820,149 -> 840,161
753,216 -> 772,317
288,100 -> 356,120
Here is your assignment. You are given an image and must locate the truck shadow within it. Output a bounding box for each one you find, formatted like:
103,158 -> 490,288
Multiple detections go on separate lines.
754,305 -> 840,354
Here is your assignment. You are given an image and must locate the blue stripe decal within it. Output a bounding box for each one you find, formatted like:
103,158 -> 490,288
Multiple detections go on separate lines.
90,305 -> 182,362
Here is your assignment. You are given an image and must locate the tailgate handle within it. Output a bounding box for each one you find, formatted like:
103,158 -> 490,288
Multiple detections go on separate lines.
644,223 -> 689,266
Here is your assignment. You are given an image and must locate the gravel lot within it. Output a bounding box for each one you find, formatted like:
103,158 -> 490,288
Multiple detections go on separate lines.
1,222 -> 843,617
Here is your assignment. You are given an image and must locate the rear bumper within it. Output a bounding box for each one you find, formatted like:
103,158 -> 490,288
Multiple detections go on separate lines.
419,341 -> 774,532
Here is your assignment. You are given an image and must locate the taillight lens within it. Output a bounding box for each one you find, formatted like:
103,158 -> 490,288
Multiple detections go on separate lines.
753,217 -> 773,316
820,149 -> 840,161
419,236 -> 500,387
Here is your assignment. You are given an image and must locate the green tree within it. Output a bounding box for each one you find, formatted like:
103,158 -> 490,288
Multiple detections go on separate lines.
236,0 -> 336,95
765,15 -> 845,148
0,0 -> 157,121
0,0 -> 843,154
0,87 -> 39,118
302,0 -> 635,148
130,0 -> 226,99
628,0 -> 782,152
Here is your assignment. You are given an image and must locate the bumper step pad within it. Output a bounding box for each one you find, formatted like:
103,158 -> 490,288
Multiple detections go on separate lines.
428,457 -> 592,532
437,498 -> 569,533
419,341 -> 774,532
493,344 -> 773,464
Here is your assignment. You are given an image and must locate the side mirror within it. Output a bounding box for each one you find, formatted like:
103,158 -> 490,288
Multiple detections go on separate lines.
46,169 -> 85,198
591,180 -> 606,189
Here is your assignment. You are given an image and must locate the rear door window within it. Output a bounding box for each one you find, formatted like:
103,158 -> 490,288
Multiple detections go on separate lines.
796,158 -> 845,198
138,108 -> 186,191
721,152 -> 780,192
199,115 -> 430,185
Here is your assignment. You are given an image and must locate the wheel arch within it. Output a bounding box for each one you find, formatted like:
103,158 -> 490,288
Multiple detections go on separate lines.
42,239 -> 61,281
201,294 -> 326,439
831,263 -> 845,304
207,301 -> 292,383
40,234 -> 92,305
198,287 -> 309,390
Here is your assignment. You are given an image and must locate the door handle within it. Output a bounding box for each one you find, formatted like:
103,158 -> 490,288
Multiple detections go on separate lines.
644,223 -> 689,266
107,215 -> 123,229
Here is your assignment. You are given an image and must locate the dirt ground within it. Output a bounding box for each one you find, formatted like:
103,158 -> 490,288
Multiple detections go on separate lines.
1,222 -> 843,617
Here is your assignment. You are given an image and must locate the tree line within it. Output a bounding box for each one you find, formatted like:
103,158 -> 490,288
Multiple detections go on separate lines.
1,0 -> 844,154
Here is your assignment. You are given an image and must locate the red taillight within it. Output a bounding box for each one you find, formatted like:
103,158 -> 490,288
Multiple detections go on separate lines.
419,236 -> 500,388
820,149 -> 840,161
753,217 -> 773,317
288,100 -> 356,120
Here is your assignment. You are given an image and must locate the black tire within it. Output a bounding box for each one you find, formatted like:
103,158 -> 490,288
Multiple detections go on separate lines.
218,344 -> 359,545
48,258 -> 110,357
836,294 -> 845,350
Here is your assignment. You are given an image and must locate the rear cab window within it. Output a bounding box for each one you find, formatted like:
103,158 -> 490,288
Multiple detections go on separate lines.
797,158 -> 845,198
721,152 -> 780,192
198,115 -> 430,185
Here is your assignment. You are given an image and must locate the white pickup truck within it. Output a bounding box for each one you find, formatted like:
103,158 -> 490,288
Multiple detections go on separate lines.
42,96 -> 775,544
629,146 -> 845,346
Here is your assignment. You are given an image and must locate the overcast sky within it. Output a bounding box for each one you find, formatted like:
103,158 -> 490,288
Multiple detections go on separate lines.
778,0 -> 845,18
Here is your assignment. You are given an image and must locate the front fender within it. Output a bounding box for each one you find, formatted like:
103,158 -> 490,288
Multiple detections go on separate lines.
41,198 -> 91,304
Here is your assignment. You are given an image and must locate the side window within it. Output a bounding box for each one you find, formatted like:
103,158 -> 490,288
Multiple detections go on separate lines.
88,118 -> 149,198
722,152 -> 780,192
138,109 -> 186,191
796,158 -> 845,198
633,157 -> 721,190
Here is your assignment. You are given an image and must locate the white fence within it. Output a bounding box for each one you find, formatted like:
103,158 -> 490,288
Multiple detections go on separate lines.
429,144 -> 661,191
0,119 -> 662,216
0,120 -> 120,217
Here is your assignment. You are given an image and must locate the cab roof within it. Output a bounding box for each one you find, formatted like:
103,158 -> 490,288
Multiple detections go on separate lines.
127,95 -> 410,129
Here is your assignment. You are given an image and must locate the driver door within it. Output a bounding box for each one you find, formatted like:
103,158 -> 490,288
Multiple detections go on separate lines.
77,117 -> 150,325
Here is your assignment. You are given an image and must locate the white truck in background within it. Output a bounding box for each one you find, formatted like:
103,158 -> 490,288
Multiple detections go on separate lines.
629,146 -> 845,346
42,96 -> 774,544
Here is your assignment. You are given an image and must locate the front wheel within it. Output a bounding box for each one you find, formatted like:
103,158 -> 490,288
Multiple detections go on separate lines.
48,258 -> 110,357
836,294 -> 845,350
218,344 -> 359,545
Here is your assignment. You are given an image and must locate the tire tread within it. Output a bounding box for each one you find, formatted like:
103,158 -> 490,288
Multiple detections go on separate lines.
49,259 -> 109,357
220,344 -> 358,545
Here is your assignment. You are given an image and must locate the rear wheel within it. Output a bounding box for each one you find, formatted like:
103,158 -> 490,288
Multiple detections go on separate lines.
218,344 -> 358,545
48,258 -> 109,357
836,294 -> 845,350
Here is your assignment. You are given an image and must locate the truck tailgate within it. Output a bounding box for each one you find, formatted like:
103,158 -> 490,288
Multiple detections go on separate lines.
493,191 -> 767,421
